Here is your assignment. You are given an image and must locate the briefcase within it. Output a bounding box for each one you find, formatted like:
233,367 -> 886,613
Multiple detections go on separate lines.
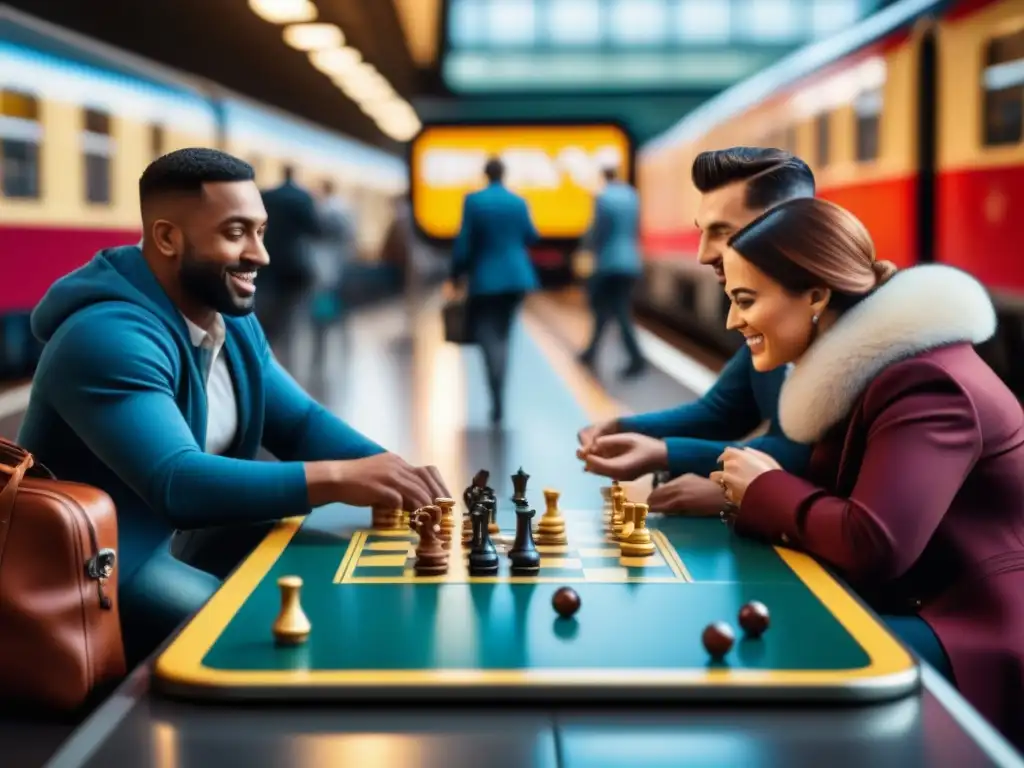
0,438 -> 125,711
442,298 -> 472,344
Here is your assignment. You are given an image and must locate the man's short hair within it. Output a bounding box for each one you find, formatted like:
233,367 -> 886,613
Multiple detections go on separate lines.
484,157 -> 504,182
139,148 -> 255,205
691,147 -> 815,210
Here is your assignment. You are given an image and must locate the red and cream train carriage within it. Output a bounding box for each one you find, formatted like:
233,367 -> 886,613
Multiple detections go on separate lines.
0,10 -> 406,377
636,0 -> 1024,394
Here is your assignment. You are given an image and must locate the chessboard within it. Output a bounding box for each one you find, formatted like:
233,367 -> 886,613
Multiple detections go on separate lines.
334,521 -> 692,585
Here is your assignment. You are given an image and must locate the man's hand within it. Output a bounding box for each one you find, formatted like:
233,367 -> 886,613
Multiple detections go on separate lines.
647,474 -> 727,517
576,418 -> 620,455
323,453 -> 450,511
580,433 -> 668,481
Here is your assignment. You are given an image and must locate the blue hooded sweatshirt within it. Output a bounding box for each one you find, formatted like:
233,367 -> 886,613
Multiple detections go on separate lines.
17,245 -> 385,583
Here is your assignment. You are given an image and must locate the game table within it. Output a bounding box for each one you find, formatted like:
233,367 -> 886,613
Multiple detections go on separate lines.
152,487 -> 918,706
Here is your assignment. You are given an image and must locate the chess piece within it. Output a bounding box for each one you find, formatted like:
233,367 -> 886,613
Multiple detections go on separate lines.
617,502 -> 637,541
620,502 -> 656,557
273,575 -> 311,645
436,497 -> 456,548
511,467 -> 530,505
468,503 -> 499,575
535,488 -> 568,546
371,506 -> 402,530
464,469 -> 490,513
484,492 -> 500,536
508,497 -> 541,575
600,485 -> 615,528
609,486 -> 626,538
411,505 -> 449,575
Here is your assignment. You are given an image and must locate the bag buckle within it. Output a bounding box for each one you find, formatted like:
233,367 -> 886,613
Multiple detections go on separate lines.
87,548 -> 116,581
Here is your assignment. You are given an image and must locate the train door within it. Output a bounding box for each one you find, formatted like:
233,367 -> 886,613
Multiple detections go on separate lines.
915,16 -> 939,265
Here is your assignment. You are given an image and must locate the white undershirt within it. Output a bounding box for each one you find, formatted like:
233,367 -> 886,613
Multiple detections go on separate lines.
181,314 -> 238,455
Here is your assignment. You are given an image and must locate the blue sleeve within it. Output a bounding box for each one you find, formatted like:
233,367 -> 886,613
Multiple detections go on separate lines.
258,334 -> 386,461
296,191 -> 322,237
451,196 -> 473,278
523,199 -> 540,244
617,347 -> 763,439
661,432 -> 812,479
44,307 -> 311,530
581,197 -> 603,252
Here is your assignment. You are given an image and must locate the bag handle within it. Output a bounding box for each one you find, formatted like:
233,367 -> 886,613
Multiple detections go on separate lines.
0,452 -> 33,520
0,438 -> 54,480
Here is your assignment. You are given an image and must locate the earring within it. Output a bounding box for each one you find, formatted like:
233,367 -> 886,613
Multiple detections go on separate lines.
812,314 -> 819,325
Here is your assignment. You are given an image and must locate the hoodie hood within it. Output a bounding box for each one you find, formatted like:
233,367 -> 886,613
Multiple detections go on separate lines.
31,245 -> 190,344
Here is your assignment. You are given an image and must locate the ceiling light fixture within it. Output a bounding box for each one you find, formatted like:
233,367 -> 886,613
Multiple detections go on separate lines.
309,46 -> 363,76
249,0 -> 317,24
283,23 -> 344,51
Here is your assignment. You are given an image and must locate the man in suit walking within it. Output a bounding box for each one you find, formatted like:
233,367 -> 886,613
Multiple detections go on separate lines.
578,165 -> 646,377
450,157 -> 540,424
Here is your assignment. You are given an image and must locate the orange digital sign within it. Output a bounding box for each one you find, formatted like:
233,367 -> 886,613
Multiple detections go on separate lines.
409,123 -> 633,240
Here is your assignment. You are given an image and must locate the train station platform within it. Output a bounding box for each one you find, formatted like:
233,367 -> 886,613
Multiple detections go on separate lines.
3,294 -> 1022,768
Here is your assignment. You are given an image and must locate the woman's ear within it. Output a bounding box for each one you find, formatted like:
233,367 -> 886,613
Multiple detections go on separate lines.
808,286 -> 831,318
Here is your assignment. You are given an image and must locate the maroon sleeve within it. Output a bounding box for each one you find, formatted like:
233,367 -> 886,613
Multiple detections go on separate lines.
733,362 -> 981,585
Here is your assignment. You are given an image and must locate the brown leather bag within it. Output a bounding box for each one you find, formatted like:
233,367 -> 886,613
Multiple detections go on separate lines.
0,438 -> 125,711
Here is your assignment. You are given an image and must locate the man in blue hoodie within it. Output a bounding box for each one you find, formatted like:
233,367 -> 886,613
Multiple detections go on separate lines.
18,148 -> 449,664
577,148 -> 815,513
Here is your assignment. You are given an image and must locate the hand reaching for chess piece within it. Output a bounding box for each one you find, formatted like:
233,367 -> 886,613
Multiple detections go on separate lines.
305,453 -> 450,512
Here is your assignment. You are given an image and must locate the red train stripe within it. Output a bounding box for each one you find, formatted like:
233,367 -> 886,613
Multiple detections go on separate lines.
642,176 -> 920,267
0,226 -> 141,312
936,164 -> 1024,291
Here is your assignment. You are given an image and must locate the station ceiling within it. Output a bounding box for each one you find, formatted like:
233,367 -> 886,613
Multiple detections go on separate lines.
1,0 -> 426,150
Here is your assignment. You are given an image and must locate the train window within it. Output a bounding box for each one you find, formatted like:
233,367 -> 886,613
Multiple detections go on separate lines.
0,89 -> 41,199
982,30 -> 1024,147
854,88 -> 882,161
82,108 -> 113,204
150,124 -> 165,159
815,112 -> 830,167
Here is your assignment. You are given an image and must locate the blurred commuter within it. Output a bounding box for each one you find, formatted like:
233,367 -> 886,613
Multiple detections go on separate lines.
310,180 -> 356,379
449,157 -> 540,424
259,165 -> 320,372
578,166 -> 646,378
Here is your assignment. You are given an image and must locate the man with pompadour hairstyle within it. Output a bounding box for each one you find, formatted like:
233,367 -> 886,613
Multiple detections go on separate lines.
19,147 -> 450,665
576,147 -> 815,515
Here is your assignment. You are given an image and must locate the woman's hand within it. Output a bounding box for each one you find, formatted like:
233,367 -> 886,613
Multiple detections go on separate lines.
709,447 -> 782,506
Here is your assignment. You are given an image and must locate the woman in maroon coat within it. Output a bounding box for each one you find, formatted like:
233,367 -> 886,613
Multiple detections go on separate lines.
710,198 -> 1024,748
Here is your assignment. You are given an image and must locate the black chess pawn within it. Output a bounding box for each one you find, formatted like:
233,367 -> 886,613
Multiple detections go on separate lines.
508,499 -> 541,576
468,503 -> 499,576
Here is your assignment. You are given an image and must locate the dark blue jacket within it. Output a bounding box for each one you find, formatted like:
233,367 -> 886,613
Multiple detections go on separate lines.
584,181 -> 642,278
261,180 -> 320,286
451,181 -> 540,296
18,245 -> 384,582
617,346 -> 811,477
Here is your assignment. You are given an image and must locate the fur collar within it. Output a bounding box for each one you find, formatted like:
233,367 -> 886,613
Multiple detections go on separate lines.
778,265 -> 997,443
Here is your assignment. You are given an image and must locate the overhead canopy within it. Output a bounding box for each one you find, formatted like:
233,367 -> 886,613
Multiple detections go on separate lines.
0,0 -> 421,148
